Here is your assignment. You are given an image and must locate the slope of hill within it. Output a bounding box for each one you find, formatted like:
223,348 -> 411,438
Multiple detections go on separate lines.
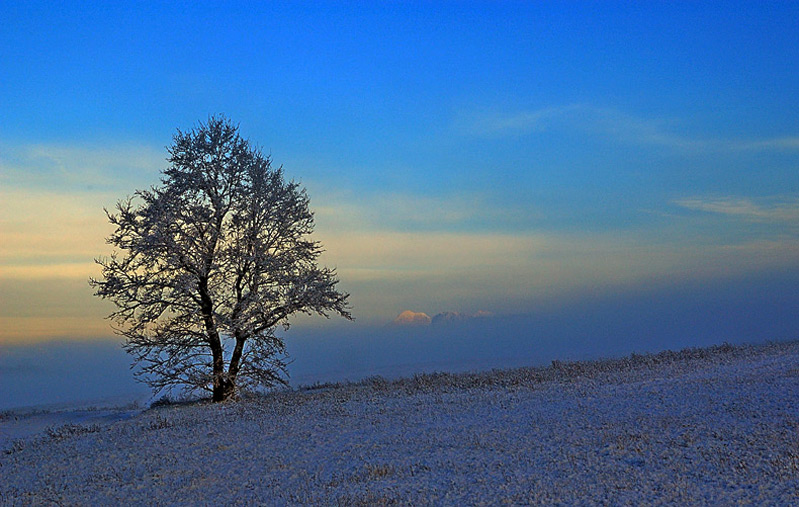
2,340 -> 798,504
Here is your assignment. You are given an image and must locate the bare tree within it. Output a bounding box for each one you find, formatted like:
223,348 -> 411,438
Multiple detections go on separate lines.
90,116 -> 352,401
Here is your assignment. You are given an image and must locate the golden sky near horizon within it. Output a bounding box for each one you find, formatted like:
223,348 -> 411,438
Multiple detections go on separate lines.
3,164 -> 799,345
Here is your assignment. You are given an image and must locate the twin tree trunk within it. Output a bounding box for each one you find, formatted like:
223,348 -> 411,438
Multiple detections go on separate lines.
199,277 -> 239,401
211,340 -> 233,402
207,326 -> 240,402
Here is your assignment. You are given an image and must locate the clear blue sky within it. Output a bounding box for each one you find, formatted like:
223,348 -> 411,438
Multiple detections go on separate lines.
2,1 -> 799,343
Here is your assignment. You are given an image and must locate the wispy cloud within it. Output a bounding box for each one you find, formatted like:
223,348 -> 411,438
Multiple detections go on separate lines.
673,196 -> 799,222
460,104 -> 799,153
736,137 -> 799,151
459,105 -> 581,136
460,104 -> 697,148
310,187 -> 541,233
0,142 -> 163,192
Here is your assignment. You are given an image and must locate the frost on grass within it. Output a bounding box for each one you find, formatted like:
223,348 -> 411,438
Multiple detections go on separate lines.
2,340 -> 798,504
45,423 -> 101,441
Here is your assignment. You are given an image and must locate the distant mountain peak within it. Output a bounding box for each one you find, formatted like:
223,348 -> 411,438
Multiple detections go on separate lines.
392,310 -> 432,326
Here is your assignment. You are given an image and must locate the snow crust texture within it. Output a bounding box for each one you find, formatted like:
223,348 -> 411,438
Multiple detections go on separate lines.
2,341 -> 798,504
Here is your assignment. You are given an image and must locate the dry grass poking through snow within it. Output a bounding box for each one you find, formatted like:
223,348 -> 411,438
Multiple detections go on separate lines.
2,341 -> 799,504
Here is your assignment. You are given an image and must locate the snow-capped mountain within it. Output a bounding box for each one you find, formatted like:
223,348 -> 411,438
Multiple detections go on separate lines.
392,310 -> 432,326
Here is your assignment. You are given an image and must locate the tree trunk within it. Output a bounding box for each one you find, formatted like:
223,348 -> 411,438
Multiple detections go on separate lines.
211,352 -> 229,402
215,379 -> 237,401
199,276 -> 234,402
212,376 -> 236,402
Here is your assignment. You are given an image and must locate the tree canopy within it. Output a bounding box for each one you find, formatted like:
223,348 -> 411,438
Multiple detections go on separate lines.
91,116 -> 351,401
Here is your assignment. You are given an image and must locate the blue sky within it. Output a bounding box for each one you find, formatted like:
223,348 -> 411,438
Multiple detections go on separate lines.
2,1 -> 799,344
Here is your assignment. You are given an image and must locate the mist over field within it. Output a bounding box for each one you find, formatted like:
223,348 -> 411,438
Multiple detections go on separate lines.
3,268 -> 797,412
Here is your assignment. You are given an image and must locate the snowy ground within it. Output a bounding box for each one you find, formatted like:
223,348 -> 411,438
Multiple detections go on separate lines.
2,340 -> 798,504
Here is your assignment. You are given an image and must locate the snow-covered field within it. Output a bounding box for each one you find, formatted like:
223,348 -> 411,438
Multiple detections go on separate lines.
2,340 -> 798,504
